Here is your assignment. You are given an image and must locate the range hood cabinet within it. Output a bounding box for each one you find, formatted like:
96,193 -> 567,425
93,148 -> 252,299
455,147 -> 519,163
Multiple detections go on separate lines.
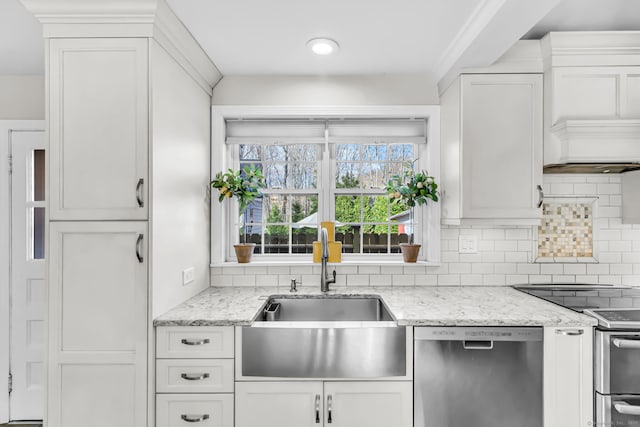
542,32 -> 640,173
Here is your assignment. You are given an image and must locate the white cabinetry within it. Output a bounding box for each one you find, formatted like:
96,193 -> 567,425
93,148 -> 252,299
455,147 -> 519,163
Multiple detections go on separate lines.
48,38 -> 148,221
441,73 -> 543,225
544,326 -> 594,427
235,381 -> 412,427
47,221 -> 148,427
156,327 -> 234,427
46,38 -> 150,427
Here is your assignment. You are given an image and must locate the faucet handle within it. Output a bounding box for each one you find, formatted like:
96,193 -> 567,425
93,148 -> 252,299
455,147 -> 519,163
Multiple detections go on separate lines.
290,278 -> 298,293
332,269 -> 337,283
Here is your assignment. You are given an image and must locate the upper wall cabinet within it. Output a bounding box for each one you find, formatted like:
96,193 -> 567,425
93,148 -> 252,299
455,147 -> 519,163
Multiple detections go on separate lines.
441,73 -> 543,225
48,38 -> 149,220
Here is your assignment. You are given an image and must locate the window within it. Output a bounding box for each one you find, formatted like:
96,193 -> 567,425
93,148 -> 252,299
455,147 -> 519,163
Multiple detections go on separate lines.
211,106 -> 440,264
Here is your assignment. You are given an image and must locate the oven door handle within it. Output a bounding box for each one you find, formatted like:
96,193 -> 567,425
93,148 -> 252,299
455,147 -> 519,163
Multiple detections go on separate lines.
614,401 -> 640,416
612,338 -> 640,349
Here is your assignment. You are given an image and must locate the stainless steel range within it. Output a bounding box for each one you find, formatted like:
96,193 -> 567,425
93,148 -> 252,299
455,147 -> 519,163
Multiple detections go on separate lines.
515,284 -> 640,427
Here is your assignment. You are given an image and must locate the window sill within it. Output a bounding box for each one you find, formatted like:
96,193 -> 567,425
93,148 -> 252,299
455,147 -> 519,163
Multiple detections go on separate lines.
211,259 -> 441,268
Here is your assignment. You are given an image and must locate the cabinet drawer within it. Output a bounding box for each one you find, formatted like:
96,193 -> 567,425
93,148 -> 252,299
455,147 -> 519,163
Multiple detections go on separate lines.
156,359 -> 234,393
156,394 -> 233,427
157,326 -> 234,358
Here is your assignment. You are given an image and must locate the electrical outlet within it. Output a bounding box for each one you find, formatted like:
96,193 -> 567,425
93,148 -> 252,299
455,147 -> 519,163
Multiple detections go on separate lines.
182,267 -> 195,286
458,236 -> 478,254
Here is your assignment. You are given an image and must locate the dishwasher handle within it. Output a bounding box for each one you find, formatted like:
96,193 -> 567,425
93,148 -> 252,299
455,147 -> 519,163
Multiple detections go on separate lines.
463,340 -> 494,350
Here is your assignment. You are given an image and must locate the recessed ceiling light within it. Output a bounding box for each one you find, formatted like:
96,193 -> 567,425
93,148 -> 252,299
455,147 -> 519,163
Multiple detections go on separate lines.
307,38 -> 339,55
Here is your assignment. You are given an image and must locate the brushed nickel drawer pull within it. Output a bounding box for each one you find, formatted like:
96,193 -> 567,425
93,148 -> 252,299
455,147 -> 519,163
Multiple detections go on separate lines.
315,394 -> 320,423
181,338 -> 210,346
327,394 -> 333,424
556,329 -> 583,336
180,373 -> 210,381
181,414 -> 210,423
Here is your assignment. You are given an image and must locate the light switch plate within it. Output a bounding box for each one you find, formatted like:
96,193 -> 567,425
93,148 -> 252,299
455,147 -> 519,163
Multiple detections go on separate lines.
182,267 -> 195,286
458,236 -> 478,254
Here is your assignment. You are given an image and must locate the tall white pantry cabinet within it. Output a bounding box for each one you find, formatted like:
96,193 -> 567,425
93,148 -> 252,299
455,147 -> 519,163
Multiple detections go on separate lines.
36,3 -> 221,425
46,38 -> 150,427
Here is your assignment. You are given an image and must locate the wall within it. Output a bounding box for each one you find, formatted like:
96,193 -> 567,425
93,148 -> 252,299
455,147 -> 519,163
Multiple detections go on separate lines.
150,41 -> 211,317
210,174 -> 640,287
212,74 -> 440,105
0,76 -> 44,119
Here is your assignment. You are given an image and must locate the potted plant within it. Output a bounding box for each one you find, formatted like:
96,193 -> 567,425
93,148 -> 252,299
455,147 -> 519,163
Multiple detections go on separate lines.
211,164 -> 266,263
385,161 -> 439,262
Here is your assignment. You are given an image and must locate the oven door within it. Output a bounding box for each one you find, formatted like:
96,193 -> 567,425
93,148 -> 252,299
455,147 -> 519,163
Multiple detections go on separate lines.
597,393 -> 640,426
596,330 -> 640,394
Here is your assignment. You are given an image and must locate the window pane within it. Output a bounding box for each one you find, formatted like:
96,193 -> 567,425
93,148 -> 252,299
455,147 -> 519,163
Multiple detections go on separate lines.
32,207 -> 45,259
335,195 -> 362,223
361,162 -> 386,189
290,162 -> 317,189
336,163 -> 361,188
363,225 -> 389,254
388,144 -> 414,161
265,227 -> 290,254
291,194 -> 317,254
363,196 -> 389,222
363,145 -> 387,161
239,144 -> 263,161
335,225 -> 360,254
336,144 -> 360,162
33,149 -> 45,202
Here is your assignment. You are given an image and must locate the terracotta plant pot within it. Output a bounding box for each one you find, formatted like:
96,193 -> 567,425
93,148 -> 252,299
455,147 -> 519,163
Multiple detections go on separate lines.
234,243 -> 256,263
400,243 -> 421,263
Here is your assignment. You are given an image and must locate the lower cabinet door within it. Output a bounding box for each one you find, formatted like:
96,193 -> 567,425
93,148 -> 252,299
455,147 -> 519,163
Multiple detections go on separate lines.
544,327 -> 593,427
235,382 -> 323,427
324,381 -> 413,427
156,394 -> 233,427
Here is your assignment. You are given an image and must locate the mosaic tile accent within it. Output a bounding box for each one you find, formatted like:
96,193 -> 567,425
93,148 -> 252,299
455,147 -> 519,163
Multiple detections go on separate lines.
538,203 -> 593,257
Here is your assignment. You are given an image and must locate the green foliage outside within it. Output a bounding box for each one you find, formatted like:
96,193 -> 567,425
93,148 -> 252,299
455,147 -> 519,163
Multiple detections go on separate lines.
265,205 -> 288,235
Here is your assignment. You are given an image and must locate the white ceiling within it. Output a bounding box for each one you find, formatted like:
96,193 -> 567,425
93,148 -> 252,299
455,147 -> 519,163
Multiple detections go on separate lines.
523,0 -> 640,39
166,0 -> 482,76
3,0 -> 640,79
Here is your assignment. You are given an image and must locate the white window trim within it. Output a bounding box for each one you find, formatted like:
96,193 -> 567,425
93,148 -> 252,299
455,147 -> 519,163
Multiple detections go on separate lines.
211,105 -> 441,266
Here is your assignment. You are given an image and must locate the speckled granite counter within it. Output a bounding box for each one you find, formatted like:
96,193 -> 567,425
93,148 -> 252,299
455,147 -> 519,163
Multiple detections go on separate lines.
154,286 -> 596,327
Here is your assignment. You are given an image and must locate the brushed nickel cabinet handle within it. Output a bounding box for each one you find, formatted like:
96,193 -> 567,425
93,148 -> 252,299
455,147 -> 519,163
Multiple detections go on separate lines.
181,373 -> 210,381
315,394 -> 320,423
136,234 -> 143,263
181,338 -> 211,346
181,414 -> 210,423
327,394 -> 333,424
537,185 -> 544,208
136,178 -> 144,207
556,329 -> 583,336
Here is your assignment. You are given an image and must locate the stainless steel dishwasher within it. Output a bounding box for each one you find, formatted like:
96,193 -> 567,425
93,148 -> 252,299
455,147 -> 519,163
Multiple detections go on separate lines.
414,327 -> 543,427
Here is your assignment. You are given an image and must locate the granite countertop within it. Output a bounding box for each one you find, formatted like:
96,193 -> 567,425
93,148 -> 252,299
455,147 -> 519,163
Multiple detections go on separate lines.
154,286 -> 597,327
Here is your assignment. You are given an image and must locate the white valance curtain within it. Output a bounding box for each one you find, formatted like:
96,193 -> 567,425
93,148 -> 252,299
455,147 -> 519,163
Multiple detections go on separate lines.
225,118 -> 428,145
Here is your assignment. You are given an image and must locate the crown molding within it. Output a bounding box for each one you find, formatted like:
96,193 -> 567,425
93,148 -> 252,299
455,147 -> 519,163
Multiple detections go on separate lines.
19,0 -> 221,93
541,31 -> 640,69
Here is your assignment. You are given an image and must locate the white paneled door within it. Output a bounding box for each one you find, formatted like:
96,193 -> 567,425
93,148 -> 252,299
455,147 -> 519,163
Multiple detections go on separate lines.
10,130 -> 45,420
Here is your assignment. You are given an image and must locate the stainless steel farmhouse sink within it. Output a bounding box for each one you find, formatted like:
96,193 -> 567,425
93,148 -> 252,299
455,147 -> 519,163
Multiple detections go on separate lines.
241,295 -> 407,378
257,295 -> 395,322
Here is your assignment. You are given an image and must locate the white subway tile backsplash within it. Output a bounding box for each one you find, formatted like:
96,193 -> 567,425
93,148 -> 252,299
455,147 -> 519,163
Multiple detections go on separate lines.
392,275 -> 416,286
573,183 -> 597,194
564,264 -> 587,275
347,275 -> 370,287
370,274 -> 393,286
449,263 -> 472,274
211,174 -> 640,289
